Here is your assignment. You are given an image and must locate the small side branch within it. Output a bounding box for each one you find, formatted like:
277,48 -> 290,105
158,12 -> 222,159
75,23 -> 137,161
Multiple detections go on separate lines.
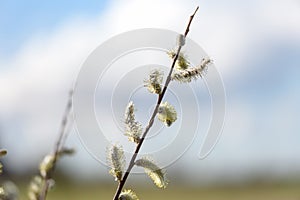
184,6 -> 199,37
39,90 -> 73,200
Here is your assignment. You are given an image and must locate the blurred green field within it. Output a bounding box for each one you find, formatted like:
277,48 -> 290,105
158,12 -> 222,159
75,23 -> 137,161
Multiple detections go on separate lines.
19,182 -> 300,200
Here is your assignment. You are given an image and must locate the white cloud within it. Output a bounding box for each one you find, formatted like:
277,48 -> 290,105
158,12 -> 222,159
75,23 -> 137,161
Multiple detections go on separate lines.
256,0 -> 300,39
0,0 -> 299,174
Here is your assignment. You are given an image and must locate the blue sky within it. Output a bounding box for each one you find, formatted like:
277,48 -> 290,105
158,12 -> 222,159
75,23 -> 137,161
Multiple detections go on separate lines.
0,0 -> 300,183
0,0 -> 108,58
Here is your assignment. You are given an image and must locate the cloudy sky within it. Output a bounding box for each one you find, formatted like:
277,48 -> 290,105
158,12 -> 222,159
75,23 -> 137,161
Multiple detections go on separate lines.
0,0 -> 300,183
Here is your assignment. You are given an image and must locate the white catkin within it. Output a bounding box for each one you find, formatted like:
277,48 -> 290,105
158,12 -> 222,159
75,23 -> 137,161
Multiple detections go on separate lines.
144,69 -> 164,94
171,58 -> 212,83
124,101 -> 142,143
135,157 -> 168,189
107,145 -> 125,181
177,34 -> 185,47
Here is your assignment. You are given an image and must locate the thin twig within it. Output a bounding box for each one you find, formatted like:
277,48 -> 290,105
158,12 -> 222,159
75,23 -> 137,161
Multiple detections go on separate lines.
112,6 -> 199,200
184,6 -> 199,37
39,89 -> 73,200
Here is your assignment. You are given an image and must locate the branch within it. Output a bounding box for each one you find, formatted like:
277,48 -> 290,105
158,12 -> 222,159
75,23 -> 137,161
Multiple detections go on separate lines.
39,90 -> 74,200
184,6 -> 199,37
112,6 -> 199,200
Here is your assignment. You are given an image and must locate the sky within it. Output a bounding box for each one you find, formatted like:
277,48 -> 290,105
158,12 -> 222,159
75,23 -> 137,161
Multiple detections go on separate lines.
0,0 -> 300,184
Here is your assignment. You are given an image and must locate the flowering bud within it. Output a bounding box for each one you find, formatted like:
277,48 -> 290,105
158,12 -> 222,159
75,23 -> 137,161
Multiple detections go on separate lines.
107,145 -> 125,182
135,157 -> 168,189
167,50 -> 190,70
39,155 -> 55,178
119,189 -> 139,200
172,58 -> 212,83
177,34 -> 186,47
157,102 -> 177,127
144,69 -> 164,94
124,102 -> 142,144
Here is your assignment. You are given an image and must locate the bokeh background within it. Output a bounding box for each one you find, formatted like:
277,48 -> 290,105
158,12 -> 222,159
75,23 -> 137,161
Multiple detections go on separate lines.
1,0 -> 300,199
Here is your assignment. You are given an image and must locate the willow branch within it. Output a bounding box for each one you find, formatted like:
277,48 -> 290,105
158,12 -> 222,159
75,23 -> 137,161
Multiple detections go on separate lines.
39,90 -> 73,200
112,6 -> 199,200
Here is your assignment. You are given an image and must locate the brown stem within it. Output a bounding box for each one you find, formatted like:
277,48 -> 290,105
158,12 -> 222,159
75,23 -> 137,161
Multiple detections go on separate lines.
112,6 -> 199,200
39,90 -> 73,200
